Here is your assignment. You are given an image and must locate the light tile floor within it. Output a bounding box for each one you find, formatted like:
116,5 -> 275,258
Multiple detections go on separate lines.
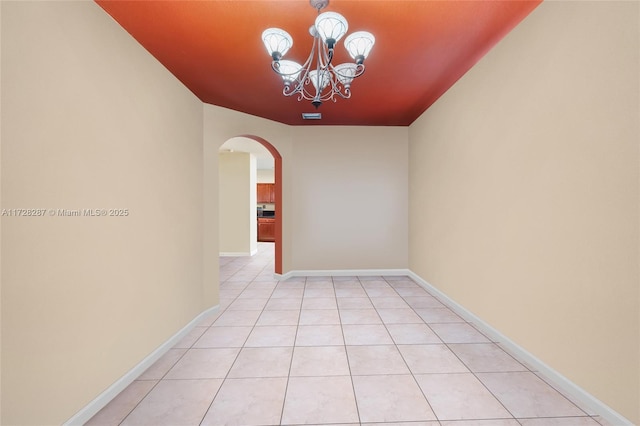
87,243 -> 611,426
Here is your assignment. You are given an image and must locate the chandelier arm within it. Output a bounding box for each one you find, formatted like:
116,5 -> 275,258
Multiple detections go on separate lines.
326,75 -> 351,100
317,38 -> 333,70
275,36 -> 317,98
284,71 -> 319,102
328,62 -> 366,79
279,62 -> 361,102
271,62 -> 299,78
312,76 -> 348,103
300,80 -> 317,100
324,47 -> 334,69
297,39 -> 317,77
289,64 -> 312,97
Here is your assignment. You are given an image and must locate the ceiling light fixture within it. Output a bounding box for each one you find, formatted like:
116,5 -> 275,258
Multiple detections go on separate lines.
261,0 -> 375,109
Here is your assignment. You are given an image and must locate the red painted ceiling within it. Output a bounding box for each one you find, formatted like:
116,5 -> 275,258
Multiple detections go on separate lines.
95,0 -> 541,126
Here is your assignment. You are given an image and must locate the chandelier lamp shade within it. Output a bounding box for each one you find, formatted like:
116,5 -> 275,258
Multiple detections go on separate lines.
261,0 -> 375,109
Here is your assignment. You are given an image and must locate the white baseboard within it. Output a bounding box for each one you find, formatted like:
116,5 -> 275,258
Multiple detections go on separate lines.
219,250 -> 257,257
63,305 -> 220,426
273,272 -> 290,280
277,268 -> 411,281
407,271 -> 632,426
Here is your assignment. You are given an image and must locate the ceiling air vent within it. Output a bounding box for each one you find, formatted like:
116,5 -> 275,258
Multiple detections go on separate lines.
302,112 -> 322,120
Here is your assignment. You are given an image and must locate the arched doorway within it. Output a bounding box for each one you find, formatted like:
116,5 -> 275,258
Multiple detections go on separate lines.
220,135 -> 282,275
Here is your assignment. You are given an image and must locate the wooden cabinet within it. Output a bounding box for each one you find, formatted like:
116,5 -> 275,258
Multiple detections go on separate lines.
257,183 -> 275,203
257,217 -> 275,242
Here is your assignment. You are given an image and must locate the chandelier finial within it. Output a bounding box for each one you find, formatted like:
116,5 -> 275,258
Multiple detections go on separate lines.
309,0 -> 329,12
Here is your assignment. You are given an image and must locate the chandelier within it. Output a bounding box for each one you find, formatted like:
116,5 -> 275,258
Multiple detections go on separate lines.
261,0 -> 375,109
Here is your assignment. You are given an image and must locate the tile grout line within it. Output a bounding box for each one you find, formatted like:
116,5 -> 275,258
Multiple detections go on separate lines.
197,275 -> 255,426
277,275 -> 304,426
375,276 -> 440,423
199,250 -> 275,426
333,276 -> 363,426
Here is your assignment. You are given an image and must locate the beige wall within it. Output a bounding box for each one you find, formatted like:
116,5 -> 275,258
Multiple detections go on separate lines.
408,1 -> 639,423
257,168 -> 275,184
1,2 -> 206,424
204,107 -> 410,274
219,152 -> 257,254
290,126 -> 409,271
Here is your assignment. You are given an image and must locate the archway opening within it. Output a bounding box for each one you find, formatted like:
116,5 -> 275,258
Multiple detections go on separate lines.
218,135 -> 282,275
